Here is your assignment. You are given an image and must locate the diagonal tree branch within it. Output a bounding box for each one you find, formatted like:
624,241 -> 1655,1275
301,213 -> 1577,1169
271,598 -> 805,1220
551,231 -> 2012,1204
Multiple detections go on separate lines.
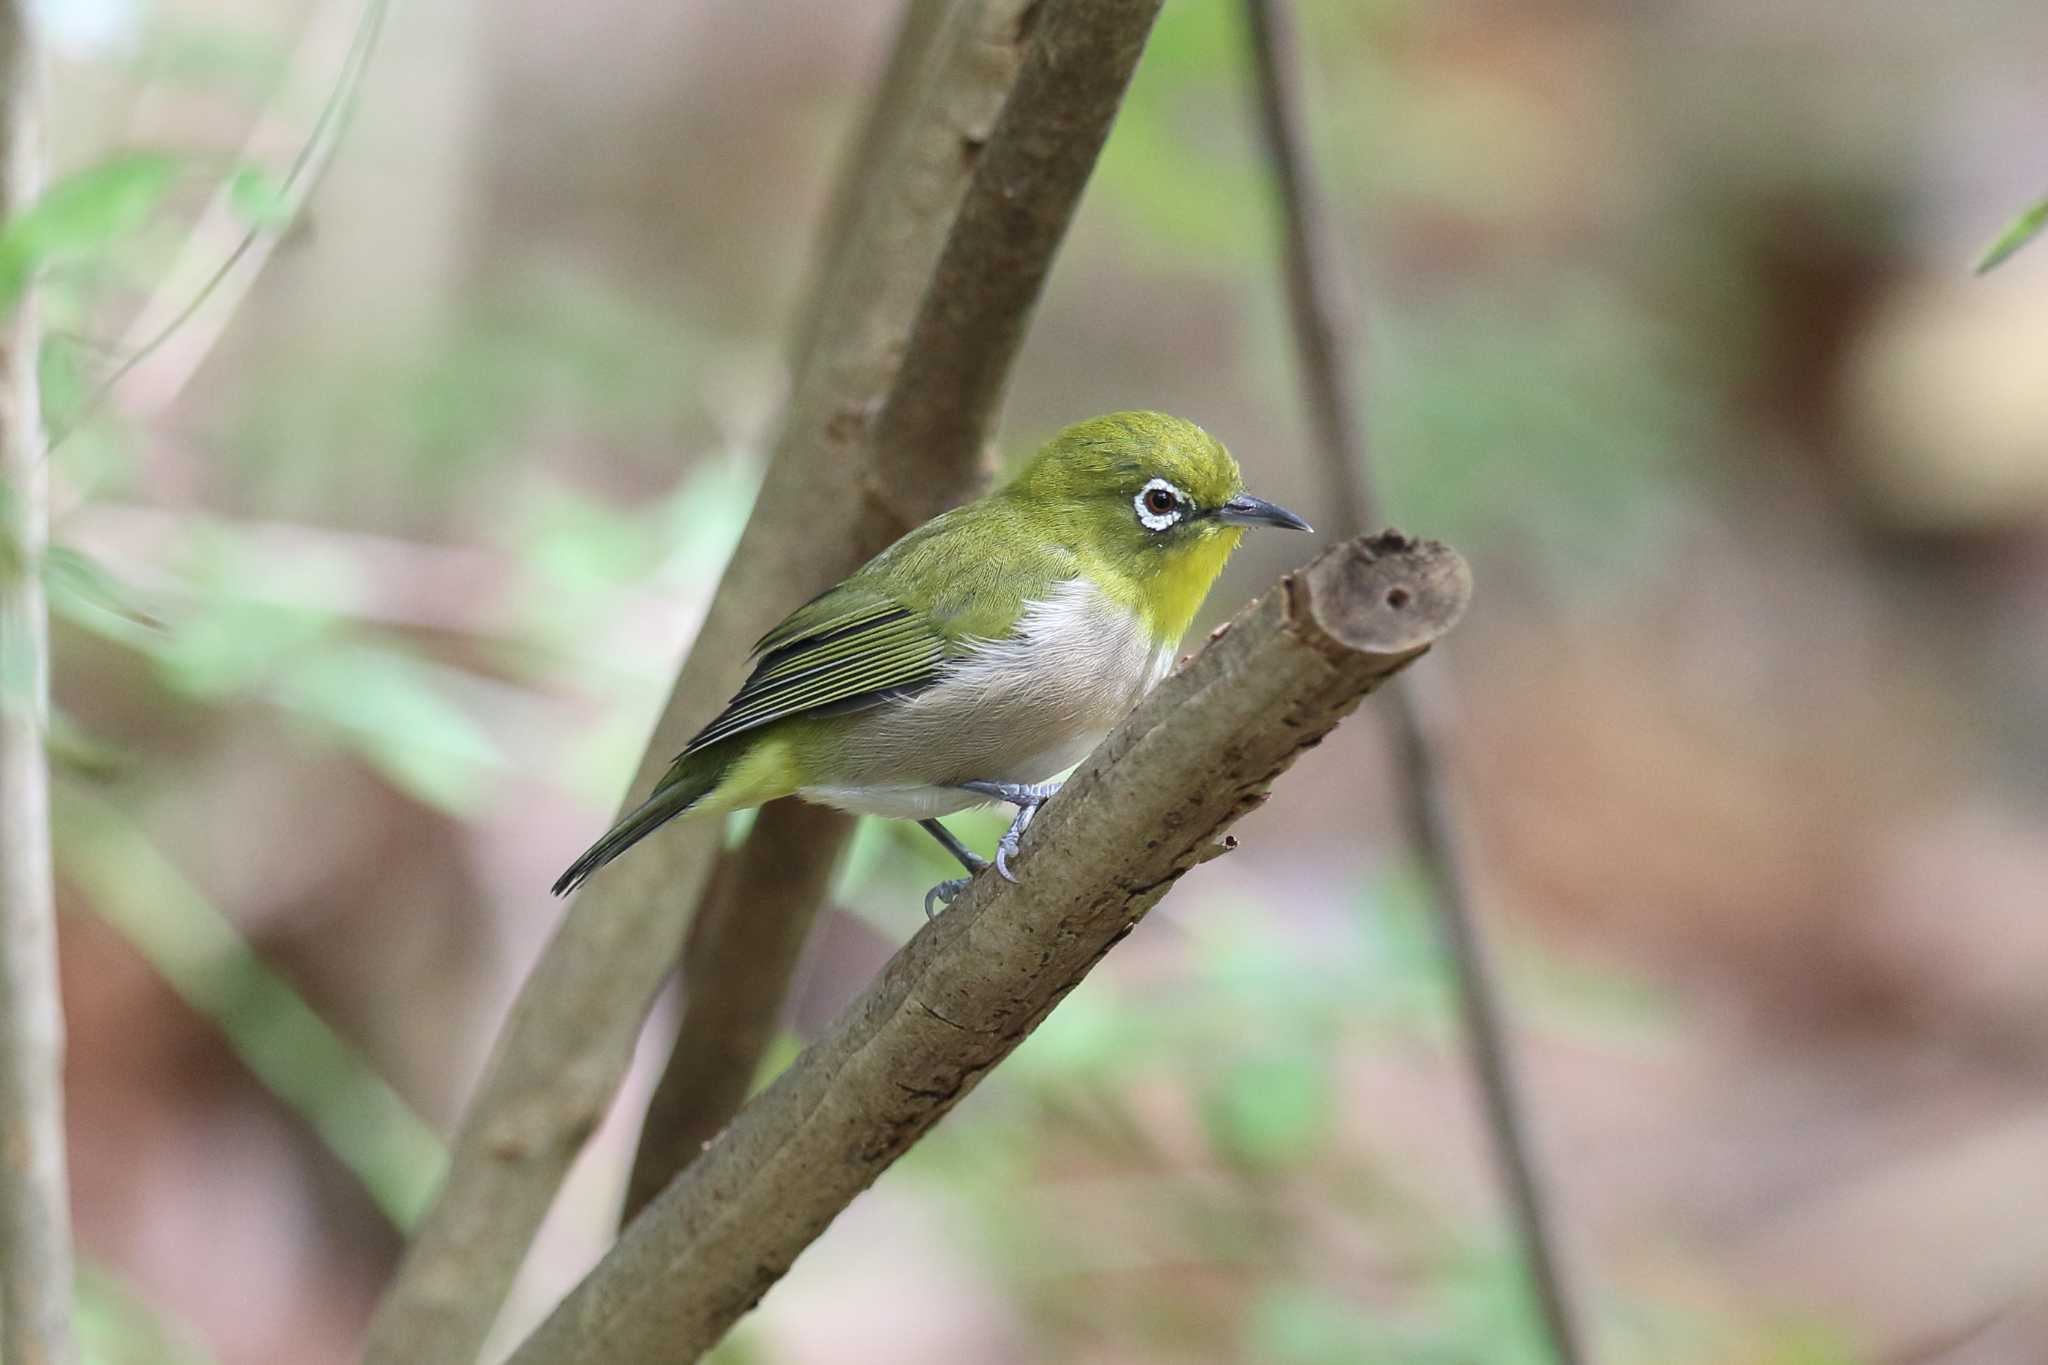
364,2 -> 1163,1357
620,801 -> 845,1221
0,7 -> 79,1364
616,0 -> 960,1230
783,0 -> 955,383
1240,2 -> 1593,1361
362,2 -> 1020,1352
865,0 -> 1164,474
508,533 -> 1472,1365
622,0 -> 1168,1225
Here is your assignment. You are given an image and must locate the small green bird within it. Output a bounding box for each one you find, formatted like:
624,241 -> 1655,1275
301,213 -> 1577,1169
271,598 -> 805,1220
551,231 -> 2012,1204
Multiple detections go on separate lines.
554,411 -> 1311,912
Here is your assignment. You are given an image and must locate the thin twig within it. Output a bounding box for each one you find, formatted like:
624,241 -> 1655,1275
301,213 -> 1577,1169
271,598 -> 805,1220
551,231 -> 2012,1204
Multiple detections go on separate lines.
506,534 -> 1472,1365
0,7 -> 79,1363
65,501 -> 556,637
50,0 -> 389,446
361,4 -> 1062,1359
1241,2 -> 1593,1361
622,0 -> 1170,1224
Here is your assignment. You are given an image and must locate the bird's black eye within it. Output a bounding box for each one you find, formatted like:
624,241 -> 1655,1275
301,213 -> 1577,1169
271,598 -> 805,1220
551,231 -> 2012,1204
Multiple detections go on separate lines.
1143,487 -> 1177,516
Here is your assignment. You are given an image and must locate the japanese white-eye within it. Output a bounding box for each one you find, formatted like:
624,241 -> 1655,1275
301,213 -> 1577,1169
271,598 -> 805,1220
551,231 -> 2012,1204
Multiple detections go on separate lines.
554,411 -> 1311,911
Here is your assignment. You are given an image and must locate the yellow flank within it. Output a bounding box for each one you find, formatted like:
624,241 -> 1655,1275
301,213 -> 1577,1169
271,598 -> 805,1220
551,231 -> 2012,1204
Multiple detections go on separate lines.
699,735 -> 800,813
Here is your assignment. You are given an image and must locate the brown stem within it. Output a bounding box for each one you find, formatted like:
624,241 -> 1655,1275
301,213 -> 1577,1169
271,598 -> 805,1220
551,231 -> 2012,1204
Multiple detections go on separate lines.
505,534 -> 1472,1365
784,0 -> 955,382
611,0 -> 958,1234
869,0 -> 1168,478
620,801 -> 847,1222
1241,2 -> 1593,1362
0,8 -> 79,1364
620,0 -> 1167,1230
361,2 -> 1159,1358
610,0 -> 965,1233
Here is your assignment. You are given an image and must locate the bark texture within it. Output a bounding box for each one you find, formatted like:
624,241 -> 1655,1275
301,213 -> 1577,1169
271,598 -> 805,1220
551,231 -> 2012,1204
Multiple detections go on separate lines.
621,801 -> 846,1221
507,533 -> 1471,1365
623,0 -> 1165,1226
364,1 -> 1165,1358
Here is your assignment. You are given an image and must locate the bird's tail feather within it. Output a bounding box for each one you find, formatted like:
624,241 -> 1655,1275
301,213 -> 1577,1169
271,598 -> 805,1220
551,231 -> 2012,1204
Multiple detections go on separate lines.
552,750 -> 727,896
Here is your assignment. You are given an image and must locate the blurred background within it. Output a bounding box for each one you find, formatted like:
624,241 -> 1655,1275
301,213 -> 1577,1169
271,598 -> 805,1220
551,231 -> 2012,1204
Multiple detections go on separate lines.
36,0 -> 2048,1361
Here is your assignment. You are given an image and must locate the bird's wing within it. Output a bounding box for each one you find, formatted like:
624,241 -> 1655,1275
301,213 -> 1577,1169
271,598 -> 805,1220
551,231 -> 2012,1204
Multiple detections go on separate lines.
683,500 -> 1080,756
682,588 -> 946,755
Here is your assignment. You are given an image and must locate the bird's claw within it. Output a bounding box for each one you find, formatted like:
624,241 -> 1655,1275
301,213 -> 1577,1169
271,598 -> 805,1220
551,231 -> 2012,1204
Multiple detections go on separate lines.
993,805 -> 1037,882
961,779 -> 1055,883
926,780 -> 1058,911
924,876 -> 972,920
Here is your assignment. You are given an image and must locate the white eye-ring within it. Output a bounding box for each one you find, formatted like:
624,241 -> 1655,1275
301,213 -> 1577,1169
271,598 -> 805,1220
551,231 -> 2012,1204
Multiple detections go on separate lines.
1135,478 -> 1186,531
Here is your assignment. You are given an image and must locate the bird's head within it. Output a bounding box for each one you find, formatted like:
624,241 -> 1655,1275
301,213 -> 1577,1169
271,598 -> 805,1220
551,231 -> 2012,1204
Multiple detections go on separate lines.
1005,411 -> 1311,640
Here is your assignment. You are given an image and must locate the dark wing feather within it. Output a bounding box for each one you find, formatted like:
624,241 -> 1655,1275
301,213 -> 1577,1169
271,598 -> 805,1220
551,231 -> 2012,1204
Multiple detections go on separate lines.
683,596 -> 945,755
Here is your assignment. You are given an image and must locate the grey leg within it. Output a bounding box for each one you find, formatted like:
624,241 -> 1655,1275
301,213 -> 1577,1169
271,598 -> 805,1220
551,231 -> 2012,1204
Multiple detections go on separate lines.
918,818 -> 987,921
958,779 -> 1063,883
918,818 -> 988,874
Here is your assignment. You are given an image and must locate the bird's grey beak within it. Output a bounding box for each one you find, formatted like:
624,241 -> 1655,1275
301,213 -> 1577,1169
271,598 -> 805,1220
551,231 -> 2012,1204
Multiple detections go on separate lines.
1215,493 -> 1313,532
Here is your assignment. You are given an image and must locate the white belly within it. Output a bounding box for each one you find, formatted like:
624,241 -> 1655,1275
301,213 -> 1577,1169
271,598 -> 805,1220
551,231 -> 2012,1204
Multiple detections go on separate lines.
797,578 -> 1174,819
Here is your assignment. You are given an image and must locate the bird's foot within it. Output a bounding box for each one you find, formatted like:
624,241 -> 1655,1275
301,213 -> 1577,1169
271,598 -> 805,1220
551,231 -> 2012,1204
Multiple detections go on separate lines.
917,819 -> 989,919
959,779 -> 1062,883
923,876 -> 972,921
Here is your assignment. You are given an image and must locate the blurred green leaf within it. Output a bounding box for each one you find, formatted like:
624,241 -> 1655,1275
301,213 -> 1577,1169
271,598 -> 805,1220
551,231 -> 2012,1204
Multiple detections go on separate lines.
0,152 -> 180,312
226,165 -> 294,231
53,518 -> 513,814
79,1260 -> 218,1365
700,1326 -> 771,1365
57,785 -> 448,1230
228,280 -> 710,513
271,641 -> 509,815
151,597 -> 336,697
1429,1246 -> 1560,1365
1200,1050 -> 1334,1170
1753,1322 -> 1865,1364
44,542 -> 163,631
138,21 -> 289,97
748,1030 -> 802,1097
835,804 -> 1009,932
1246,1251 -> 1561,1365
1006,983 -> 1131,1078
1510,934 -> 1679,1048
517,483 -> 667,593
1975,193 -> 2048,274
46,704 -> 131,779
1353,872 -> 1455,1024
43,332 -> 141,496
1244,1284 -> 1387,1365
1095,0 -> 1265,264
1367,272 -> 1705,571
40,331 -> 91,430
